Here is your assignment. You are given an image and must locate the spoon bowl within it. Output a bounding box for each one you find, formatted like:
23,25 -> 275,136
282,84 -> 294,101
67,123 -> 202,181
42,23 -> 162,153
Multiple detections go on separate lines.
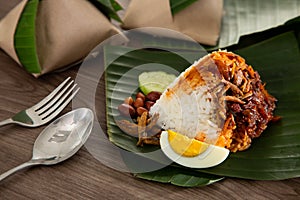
33,108 -> 94,164
0,108 -> 94,182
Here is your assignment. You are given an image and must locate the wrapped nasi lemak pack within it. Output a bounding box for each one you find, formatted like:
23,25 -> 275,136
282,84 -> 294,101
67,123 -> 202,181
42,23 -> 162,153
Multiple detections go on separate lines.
0,0 -> 122,77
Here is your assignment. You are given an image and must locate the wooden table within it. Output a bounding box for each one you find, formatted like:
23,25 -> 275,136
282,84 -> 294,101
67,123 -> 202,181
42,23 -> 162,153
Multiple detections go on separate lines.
0,1 -> 299,199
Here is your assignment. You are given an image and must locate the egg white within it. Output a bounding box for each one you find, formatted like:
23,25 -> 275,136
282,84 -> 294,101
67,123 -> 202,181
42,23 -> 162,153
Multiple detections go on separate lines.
160,131 -> 229,168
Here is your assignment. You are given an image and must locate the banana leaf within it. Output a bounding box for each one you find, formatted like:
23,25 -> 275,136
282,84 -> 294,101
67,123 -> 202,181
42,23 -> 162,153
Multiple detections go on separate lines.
225,16 -> 300,52
169,0 -> 198,15
135,166 -> 223,187
218,0 -> 300,48
105,24 -> 300,185
14,0 -> 41,74
93,0 -> 123,22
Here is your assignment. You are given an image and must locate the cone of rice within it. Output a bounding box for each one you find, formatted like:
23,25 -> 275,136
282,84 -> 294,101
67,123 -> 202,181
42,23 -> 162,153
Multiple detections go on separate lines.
150,50 -> 277,152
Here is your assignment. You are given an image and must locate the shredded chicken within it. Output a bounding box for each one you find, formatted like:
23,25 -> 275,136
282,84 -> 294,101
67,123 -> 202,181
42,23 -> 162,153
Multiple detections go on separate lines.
211,51 -> 277,152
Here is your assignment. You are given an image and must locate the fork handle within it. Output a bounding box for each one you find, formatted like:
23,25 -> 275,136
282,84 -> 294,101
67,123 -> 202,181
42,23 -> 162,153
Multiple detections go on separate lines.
0,118 -> 14,127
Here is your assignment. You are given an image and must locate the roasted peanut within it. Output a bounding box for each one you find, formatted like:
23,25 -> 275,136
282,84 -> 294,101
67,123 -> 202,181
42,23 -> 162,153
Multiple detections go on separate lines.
145,101 -> 155,110
118,103 -> 135,117
133,97 -> 144,108
146,91 -> 161,102
136,107 -> 148,116
124,97 -> 133,105
136,92 -> 146,101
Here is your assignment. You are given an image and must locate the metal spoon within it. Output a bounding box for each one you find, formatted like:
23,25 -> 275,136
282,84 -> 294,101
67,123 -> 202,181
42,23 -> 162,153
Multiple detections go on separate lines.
0,108 -> 94,182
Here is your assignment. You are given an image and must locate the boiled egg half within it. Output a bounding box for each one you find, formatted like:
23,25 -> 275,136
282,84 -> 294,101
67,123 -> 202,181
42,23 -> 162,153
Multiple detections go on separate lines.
160,130 -> 229,168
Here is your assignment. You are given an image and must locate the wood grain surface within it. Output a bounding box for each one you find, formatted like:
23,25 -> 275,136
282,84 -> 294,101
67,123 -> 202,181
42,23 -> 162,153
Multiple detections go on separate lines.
0,1 -> 300,199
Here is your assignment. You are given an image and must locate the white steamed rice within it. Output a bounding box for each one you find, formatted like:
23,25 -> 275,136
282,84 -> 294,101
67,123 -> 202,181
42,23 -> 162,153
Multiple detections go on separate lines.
149,55 -> 224,144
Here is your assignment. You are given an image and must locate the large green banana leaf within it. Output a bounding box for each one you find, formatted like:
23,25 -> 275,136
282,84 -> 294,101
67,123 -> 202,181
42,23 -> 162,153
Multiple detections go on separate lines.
105,22 -> 300,186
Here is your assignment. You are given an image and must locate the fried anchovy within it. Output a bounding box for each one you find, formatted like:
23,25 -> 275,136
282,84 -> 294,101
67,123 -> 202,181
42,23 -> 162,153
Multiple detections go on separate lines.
137,112 -> 148,146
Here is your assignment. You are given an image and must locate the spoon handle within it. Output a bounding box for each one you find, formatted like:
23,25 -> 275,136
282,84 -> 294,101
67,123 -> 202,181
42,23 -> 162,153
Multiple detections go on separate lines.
0,160 -> 40,182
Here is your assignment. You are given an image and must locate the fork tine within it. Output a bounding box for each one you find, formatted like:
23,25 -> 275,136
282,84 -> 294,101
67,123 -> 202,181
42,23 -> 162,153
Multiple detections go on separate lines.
33,77 -> 71,110
36,80 -> 74,114
39,84 -> 79,119
41,88 -> 80,122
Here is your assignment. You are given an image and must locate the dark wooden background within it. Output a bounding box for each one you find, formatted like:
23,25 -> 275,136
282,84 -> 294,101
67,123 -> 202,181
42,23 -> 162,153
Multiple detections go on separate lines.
0,1 -> 299,199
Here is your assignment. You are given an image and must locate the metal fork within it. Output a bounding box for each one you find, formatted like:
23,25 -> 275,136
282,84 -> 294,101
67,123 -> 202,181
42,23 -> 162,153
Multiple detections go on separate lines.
0,77 -> 80,127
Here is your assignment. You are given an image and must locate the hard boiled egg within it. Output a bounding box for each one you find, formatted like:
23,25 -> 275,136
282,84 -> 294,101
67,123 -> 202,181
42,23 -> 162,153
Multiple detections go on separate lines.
160,130 -> 229,168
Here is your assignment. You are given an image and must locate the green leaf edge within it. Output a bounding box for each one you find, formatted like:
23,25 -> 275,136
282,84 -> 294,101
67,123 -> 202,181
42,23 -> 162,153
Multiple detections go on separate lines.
14,0 -> 41,74
94,0 -> 123,22
169,0 -> 198,15
135,166 -> 224,187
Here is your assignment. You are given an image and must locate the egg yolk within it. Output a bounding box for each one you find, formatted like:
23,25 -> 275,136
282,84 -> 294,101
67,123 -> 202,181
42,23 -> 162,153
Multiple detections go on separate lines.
167,130 -> 209,157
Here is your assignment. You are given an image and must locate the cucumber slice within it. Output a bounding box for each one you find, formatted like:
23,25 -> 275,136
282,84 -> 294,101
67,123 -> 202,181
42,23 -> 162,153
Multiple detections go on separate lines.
139,71 -> 176,95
